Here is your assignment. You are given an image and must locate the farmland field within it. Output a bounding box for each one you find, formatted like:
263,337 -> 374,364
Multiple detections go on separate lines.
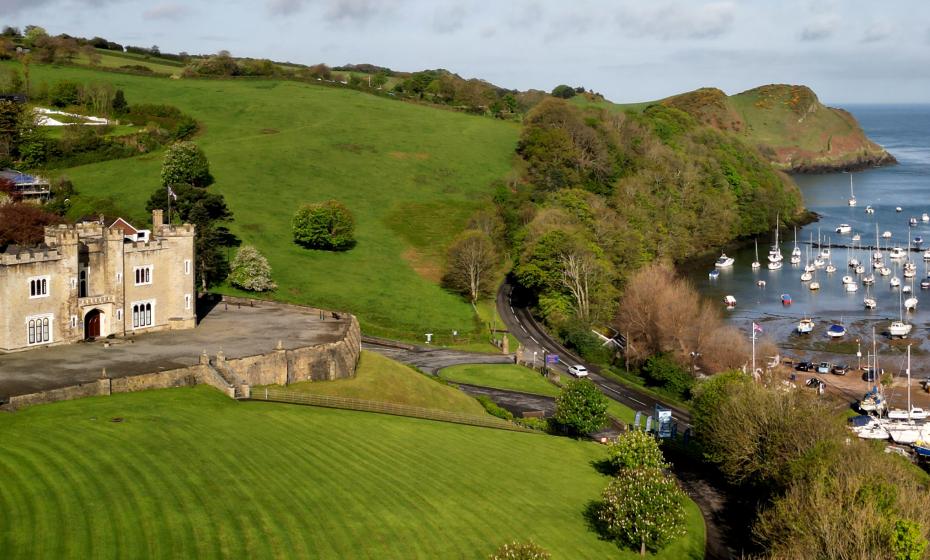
0,387 -> 704,559
8,61 -> 520,341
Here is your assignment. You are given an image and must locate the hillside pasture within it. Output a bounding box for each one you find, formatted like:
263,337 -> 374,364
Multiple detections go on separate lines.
9,62 -> 520,341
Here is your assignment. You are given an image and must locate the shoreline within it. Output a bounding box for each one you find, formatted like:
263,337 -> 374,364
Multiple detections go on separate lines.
782,151 -> 898,174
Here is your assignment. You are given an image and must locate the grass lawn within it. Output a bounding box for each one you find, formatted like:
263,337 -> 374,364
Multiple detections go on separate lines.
440,363 -> 561,397
9,61 -> 519,343
277,350 -> 486,415
0,387 -> 704,559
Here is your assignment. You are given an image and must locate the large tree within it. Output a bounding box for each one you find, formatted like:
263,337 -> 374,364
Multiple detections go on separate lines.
597,467 -> 687,556
0,202 -> 61,249
160,141 -> 213,188
442,229 -> 497,303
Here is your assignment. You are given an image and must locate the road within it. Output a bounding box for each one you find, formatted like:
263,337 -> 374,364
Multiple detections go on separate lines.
361,341 -> 514,374
496,280 -> 692,426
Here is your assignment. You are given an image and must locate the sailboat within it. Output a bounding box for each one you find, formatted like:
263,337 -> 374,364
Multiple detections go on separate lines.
887,353 -> 925,418
797,317 -> 815,334
790,227 -> 801,264
889,288 -> 913,338
847,173 -> 857,206
767,214 -> 783,265
864,281 -> 877,309
825,237 -> 837,274
858,328 -> 885,415
752,239 -> 761,270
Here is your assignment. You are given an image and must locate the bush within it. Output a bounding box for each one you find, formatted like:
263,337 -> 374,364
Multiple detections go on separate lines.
50,80 -> 80,107
514,417 -> 549,431
229,245 -> 277,292
476,396 -> 513,421
641,354 -> 693,399
550,84 -> 577,99
558,320 -> 613,364
607,430 -> 668,473
292,200 -> 356,251
489,541 -> 551,559
553,378 -> 608,436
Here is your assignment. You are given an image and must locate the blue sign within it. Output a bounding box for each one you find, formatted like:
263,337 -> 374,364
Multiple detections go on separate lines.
545,354 -> 559,364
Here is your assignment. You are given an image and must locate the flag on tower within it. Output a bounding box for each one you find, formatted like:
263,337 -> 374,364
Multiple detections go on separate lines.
753,322 -> 763,334
167,186 -> 178,201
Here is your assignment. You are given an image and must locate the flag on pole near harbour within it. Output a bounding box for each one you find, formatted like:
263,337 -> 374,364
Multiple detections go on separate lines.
167,186 -> 178,200
753,322 -> 763,334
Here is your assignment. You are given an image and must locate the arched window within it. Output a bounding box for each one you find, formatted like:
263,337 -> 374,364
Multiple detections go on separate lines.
132,304 -> 139,328
145,303 -> 152,326
28,320 -> 35,344
42,318 -> 49,341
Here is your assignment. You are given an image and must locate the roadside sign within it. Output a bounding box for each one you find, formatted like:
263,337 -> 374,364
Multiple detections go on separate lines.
545,354 -> 559,364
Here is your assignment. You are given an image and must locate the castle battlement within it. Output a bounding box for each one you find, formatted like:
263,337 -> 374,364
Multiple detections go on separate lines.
0,247 -> 63,266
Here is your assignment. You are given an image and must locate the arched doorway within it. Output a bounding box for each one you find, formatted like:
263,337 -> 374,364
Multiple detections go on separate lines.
84,309 -> 102,340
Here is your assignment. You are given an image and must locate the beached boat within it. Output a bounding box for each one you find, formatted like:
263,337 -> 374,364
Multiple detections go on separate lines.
797,318 -> 814,334
826,323 -> 845,338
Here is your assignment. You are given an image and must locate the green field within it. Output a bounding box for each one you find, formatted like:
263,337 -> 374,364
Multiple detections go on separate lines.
281,350 -> 486,414
10,62 -> 520,341
440,363 -> 561,397
0,387 -> 704,559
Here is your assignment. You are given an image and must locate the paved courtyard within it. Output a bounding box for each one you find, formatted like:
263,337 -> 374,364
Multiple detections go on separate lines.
0,302 -> 350,397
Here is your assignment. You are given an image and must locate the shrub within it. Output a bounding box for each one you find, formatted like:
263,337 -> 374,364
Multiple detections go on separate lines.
489,541 -> 551,559
292,200 -> 356,251
476,396 -> 513,421
229,245 -> 277,292
514,417 -> 549,431
596,467 -> 687,555
642,354 -> 693,399
553,378 -> 608,436
50,80 -> 80,107
550,84 -> 576,99
607,430 -> 668,473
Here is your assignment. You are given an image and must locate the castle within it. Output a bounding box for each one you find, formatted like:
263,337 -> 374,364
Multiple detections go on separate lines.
0,209 -> 196,352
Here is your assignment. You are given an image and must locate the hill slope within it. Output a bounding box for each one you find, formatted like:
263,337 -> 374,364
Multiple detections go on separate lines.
662,84 -> 894,172
7,61 -> 519,341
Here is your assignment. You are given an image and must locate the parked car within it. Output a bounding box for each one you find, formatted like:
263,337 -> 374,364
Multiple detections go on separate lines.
795,361 -> 814,372
567,364 -> 589,378
831,364 -> 849,376
816,362 -> 832,374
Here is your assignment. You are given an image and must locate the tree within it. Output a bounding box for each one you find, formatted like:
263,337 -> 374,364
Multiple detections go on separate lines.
607,430 -> 669,473
0,202 -> 61,249
550,84 -> 577,99
553,378 -> 608,435
50,80 -> 80,107
442,229 -> 497,303
488,541 -> 551,559
146,183 -> 236,290
292,200 -> 355,251
23,25 -> 47,47
597,467 -> 687,556
229,245 -> 277,292
112,89 -> 128,114
371,72 -> 388,89
160,141 -> 213,188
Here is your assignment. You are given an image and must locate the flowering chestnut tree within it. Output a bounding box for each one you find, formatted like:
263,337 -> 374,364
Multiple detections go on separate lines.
597,467 -> 686,556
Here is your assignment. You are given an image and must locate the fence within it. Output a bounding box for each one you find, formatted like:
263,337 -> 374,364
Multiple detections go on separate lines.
251,388 -> 538,434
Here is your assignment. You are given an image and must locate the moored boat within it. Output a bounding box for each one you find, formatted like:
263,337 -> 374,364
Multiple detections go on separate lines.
715,253 -> 734,268
781,293 -> 792,305
827,323 -> 845,337
797,317 -> 814,334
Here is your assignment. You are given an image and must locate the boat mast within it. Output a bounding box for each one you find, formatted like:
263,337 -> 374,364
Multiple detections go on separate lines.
907,344 -> 912,420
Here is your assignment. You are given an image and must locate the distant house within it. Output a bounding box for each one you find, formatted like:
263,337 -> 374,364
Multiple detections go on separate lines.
0,169 -> 51,202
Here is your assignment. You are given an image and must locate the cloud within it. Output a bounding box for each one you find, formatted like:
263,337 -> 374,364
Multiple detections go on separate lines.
617,1 -> 736,41
506,0 -> 545,29
143,2 -> 190,21
324,0 -> 390,23
433,4 -> 467,34
266,0 -> 305,16
860,22 -> 893,43
799,18 -> 836,41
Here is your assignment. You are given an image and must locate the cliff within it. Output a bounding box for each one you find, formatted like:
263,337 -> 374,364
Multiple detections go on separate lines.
659,85 -> 895,173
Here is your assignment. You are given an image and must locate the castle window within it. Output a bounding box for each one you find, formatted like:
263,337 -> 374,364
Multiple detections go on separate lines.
29,275 -> 50,298
184,259 -> 191,275
70,315 -> 77,328
134,265 -> 153,286
26,314 -> 52,345
116,272 -> 122,284
185,294 -> 192,310
116,309 -> 123,321
131,300 -> 154,328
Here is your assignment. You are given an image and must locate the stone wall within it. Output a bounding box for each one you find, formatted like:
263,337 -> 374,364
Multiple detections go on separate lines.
4,311 -> 361,410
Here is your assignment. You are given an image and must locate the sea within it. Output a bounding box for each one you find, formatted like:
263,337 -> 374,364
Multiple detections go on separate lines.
691,105 -> 930,359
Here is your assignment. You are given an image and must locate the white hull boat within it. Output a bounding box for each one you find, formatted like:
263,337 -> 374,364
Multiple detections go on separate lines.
797,318 -> 815,334
864,297 -> 877,309
800,271 -> 812,282
856,265 -> 866,275
888,407 -> 929,420
809,281 -> 821,291
863,275 -> 875,285
715,253 -> 735,268
889,321 -> 912,338
836,224 -> 852,234
890,247 -> 908,260
905,297 -> 918,310
842,275 -> 854,284
845,282 -> 859,292
825,264 -> 837,274
880,267 -> 892,277
790,255 -> 801,264
767,260 -> 783,270
883,231 -> 893,239
924,213 -> 929,222
890,276 -> 900,287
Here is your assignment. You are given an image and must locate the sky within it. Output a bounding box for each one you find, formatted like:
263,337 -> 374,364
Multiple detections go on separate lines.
3,0 -> 930,104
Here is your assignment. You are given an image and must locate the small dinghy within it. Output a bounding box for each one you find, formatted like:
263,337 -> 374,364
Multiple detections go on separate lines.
781,293 -> 792,305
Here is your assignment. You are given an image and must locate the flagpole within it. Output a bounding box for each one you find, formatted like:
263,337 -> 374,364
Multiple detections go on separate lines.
167,185 -> 171,225
751,325 -> 756,379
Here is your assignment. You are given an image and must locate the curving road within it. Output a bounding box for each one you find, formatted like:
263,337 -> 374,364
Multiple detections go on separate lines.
496,280 -> 692,426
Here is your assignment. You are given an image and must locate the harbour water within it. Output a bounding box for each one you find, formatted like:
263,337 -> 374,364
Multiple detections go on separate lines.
692,105 -> 930,357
